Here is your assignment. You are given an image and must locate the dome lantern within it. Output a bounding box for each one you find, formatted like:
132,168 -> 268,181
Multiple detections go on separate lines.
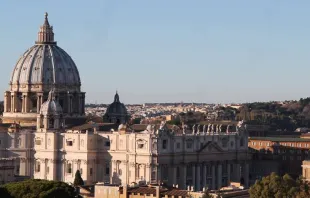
35,12 -> 56,45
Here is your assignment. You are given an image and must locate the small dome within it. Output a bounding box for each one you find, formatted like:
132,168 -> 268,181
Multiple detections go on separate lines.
105,92 -> 128,115
40,89 -> 63,116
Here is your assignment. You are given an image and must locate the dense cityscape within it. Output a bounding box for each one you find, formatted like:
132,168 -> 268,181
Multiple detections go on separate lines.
1,2 -> 310,198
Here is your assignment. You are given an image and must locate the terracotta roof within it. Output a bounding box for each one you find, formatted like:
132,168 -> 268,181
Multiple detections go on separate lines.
70,123 -> 117,131
162,189 -> 188,196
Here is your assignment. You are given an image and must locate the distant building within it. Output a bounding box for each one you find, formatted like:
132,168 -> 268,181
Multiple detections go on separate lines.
103,92 -> 130,124
249,137 -> 310,180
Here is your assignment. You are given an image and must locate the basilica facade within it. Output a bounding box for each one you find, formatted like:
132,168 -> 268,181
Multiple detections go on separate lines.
0,13 -> 250,191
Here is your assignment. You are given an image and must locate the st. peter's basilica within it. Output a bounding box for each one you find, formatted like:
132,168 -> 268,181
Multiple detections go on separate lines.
0,13 -> 250,191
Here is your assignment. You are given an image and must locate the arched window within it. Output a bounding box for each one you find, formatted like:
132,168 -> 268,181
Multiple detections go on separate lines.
240,138 -> 244,147
186,139 -> 193,149
49,118 -> 54,129
40,115 -> 44,128
35,161 -> 41,172
67,163 -> 72,174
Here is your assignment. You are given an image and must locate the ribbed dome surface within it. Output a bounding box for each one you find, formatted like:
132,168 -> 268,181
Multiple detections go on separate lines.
10,44 -> 80,86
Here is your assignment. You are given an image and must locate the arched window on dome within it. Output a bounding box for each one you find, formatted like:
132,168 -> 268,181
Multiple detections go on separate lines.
40,115 -> 44,128
31,96 -> 37,113
49,117 -> 54,129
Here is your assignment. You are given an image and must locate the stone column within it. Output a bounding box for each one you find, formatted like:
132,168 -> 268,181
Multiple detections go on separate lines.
25,93 -> 29,112
244,162 -> 249,188
37,94 -> 43,113
21,95 -> 25,113
196,164 -> 201,191
157,165 -> 161,183
192,164 -> 196,191
130,163 -> 136,183
67,93 -> 71,114
211,163 -> 216,190
145,164 -> 151,184
227,162 -> 231,186
172,166 -> 177,186
203,164 -> 207,190
4,91 -> 9,112
217,163 -> 222,189
181,164 -> 187,189
233,163 -> 241,182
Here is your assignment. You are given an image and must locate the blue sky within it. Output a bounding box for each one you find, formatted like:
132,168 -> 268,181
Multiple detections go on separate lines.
1,0 -> 310,104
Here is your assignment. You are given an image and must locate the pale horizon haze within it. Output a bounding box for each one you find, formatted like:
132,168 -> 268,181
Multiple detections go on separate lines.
1,0 -> 310,104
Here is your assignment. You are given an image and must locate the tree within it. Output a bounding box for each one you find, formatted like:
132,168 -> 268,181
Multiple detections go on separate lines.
2,179 -> 77,198
249,172 -> 310,198
73,170 -> 84,186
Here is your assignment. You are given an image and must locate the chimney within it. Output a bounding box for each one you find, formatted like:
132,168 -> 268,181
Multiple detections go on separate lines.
202,187 -> 205,192
191,186 -> 194,192
187,186 -> 190,191
156,186 -> 160,198
173,184 -> 175,188
175,184 -> 178,188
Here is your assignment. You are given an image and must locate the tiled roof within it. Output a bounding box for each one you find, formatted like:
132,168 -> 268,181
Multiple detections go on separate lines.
162,189 -> 188,196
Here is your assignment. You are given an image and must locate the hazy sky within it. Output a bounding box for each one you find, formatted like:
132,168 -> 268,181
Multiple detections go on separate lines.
1,0 -> 310,104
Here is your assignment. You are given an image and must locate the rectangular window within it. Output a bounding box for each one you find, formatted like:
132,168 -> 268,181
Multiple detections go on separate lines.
151,171 -> 156,180
162,140 -> 167,149
90,168 -> 93,176
105,167 -> 110,175
35,162 -> 40,172
80,169 -> 83,175
105,141 -> 110,147
176,142 -> 181,149
66,140 -> 73,146
16,166 -> 20,175
46,166 -> 49,174
67,164 -> 72,174
186,141 -> 192,149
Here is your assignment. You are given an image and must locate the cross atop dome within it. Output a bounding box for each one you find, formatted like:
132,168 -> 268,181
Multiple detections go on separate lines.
36,12 -> 56,45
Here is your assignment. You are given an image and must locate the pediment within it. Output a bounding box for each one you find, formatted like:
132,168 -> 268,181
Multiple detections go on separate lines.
197,141 -> 224,153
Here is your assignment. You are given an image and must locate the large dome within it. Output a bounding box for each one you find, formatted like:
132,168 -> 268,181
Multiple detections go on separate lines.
10,45 -> 80,87
2,13 -> 86,126
9,12 -> 80,91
